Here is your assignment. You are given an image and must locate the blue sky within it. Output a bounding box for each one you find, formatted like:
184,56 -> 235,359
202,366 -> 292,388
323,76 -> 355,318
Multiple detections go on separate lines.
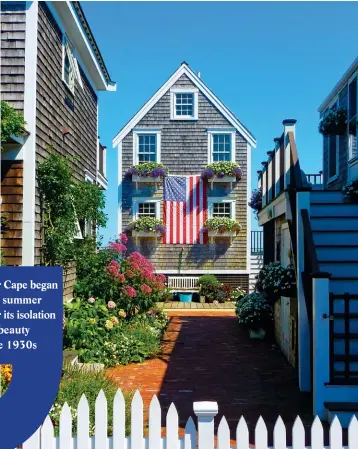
81,1 -> 358,243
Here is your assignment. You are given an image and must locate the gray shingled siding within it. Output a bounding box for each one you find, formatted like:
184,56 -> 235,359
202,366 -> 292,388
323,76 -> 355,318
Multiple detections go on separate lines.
323,85 -> 348,190
0,2 -> 26,111
121,74 -> 248,273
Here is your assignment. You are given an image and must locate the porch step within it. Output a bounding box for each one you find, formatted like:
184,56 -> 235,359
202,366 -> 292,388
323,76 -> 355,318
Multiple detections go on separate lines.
330,277 -> 358,294
310,190 -> 346,203
310,216 -> 358,231
319,261 -> 358,277
316,246 -> 358,262
310,203 -> 358,217
325,402 -> 358,428
313,231 -> 358,246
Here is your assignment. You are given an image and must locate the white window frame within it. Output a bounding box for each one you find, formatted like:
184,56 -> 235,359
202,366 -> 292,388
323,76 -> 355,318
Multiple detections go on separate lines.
207,197 -> 235,220
62,35 -> 83,93
132,129 -> 161,165
348,73 -> 357,162
132,198 -> 161,220
207,128 -> 236,164
170,88 -> 198,120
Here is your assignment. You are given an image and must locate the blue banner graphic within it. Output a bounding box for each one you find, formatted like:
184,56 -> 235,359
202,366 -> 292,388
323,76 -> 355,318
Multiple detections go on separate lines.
0,267 -> 63,449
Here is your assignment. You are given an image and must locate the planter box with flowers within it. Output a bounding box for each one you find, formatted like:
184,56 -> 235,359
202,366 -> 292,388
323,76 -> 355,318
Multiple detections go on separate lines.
319,108 -> 347,136
126,217 -> 166,240
201,162 -> 242,189
201,217 -> 241,243
125,162 -> 168,187
255,262 -> 296,301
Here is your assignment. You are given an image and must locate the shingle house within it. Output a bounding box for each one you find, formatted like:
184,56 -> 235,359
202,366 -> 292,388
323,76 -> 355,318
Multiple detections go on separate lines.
1,1 -> 116,273
113,62 -> 256,292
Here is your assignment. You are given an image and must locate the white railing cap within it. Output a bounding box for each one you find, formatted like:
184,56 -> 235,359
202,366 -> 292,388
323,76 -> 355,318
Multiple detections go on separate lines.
193,401 -> 219,417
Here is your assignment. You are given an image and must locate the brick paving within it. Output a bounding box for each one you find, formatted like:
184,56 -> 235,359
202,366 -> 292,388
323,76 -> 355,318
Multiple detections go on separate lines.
107,311 -> 315,445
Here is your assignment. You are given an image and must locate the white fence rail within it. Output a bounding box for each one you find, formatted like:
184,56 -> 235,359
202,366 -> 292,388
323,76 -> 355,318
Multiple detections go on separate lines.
168,276 -> 200,291
21,390 -> 358,449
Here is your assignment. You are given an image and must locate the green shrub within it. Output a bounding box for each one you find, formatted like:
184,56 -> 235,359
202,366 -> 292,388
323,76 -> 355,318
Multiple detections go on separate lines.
50,365 -> 132,436
203,217 -> 241,233
342,178 -> 358,203
256,262 -> 296,299
198,274 -> 220,297
235,292 -> 273,330
64,298 -> 169,367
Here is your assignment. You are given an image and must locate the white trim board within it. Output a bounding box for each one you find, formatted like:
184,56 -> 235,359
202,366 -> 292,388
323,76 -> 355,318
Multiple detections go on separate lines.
22,0 -> 39,266
112,63 -> 256,148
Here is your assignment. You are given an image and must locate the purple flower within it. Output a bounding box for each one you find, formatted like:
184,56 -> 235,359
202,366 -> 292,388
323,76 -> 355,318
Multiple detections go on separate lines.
217,171 -> 224,178
151,167 -> 166,177
124,167 -> 139,177
200,227 -> 208,234
201,168 -> 215,180
233,167 -> 243,179
139,169 -> 148,177
155,224 -> 167,235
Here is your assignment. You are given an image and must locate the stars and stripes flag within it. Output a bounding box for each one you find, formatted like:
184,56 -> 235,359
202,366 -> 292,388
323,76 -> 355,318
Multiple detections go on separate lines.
163,175 -> 207,244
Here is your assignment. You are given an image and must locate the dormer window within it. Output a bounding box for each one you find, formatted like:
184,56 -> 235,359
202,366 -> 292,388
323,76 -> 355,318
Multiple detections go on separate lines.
170,88 -> 198,120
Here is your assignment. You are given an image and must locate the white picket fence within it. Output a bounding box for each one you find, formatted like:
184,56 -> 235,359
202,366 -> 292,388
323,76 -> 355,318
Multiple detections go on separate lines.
22,390 -> 358,449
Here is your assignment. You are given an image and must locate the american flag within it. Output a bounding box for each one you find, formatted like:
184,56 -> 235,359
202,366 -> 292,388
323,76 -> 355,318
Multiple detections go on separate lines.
163,175 -> 207,244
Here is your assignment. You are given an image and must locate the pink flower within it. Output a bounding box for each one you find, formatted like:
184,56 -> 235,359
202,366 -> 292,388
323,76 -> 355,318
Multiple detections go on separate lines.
107,301 -> 116,309
157,274 -> 166,283
125,286 -> 137,298
108,242 -> 127,253
125,270 -> 135,278
119,233 -> 128,244
88,297 -> 95,304
116,273 -> 125,282
141,284 -> 152,295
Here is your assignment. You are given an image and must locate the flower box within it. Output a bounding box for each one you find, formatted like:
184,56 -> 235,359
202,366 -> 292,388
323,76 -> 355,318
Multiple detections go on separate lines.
132,175 -> 161,183
210,176 -> 236,183
132,231 -> 162,238
208,230 -> 237,238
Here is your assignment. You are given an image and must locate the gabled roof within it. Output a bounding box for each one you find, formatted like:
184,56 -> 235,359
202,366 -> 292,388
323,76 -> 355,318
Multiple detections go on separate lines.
112,62 -> 256,148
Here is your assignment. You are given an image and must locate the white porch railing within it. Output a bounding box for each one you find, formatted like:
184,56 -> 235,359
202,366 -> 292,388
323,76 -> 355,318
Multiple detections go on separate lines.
167,276 -> 200,291
21,390 -> 358,449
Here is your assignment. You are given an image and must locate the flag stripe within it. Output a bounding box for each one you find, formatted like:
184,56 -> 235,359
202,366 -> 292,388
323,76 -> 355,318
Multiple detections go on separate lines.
163,175 -> 207,245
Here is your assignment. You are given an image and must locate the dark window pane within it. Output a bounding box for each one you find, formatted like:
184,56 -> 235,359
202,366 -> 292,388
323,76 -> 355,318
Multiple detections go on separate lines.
349,78 -> 357,120
329,135 -> 337,178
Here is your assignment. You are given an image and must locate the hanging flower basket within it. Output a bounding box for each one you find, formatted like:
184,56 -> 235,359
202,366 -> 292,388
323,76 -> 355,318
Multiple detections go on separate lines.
319,108 -> 347,136
125,162 -> 168,179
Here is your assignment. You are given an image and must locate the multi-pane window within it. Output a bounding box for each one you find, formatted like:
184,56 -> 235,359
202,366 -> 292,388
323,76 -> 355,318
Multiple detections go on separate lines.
138,203 -> 156,218
213,202 -> 231,218
175,93 -> 194,117
212,134 -> 232,162
138,135 -> 156,163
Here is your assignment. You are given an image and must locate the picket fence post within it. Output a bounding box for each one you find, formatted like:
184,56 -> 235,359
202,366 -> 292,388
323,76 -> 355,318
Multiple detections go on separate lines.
193,401 -> 218,449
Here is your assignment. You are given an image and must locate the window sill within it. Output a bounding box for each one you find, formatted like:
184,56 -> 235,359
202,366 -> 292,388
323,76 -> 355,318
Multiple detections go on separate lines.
170,117 -> 198,121
327,174 -> 338,184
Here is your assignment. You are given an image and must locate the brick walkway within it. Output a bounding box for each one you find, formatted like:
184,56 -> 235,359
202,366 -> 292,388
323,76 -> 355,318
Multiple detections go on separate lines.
107,311 -> 314,445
